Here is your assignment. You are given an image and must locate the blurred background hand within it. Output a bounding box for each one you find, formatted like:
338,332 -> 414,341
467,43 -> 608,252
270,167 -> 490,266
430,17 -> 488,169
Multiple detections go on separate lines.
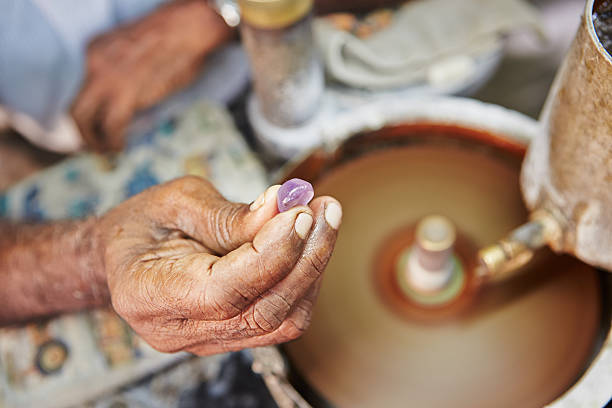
71,0 -> 233,152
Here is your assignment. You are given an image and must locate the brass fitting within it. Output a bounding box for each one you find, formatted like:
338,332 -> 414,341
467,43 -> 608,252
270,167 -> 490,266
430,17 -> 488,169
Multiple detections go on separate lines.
239,0 -> 313,28
477,210 -> 562,281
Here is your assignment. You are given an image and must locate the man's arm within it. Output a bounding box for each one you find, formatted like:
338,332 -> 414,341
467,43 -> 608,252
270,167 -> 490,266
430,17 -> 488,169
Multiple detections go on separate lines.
0,219 -> 109,326
0,177 -> 342,356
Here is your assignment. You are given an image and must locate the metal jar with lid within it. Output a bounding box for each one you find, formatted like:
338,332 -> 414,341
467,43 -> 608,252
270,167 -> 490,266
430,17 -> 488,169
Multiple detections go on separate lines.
239,0 -> 324,128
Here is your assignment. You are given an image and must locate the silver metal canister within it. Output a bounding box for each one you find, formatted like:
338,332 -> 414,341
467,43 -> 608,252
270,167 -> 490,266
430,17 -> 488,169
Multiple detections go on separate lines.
239,0 -> 324,127
521,0 -> 612,270
479,0 -> 612,276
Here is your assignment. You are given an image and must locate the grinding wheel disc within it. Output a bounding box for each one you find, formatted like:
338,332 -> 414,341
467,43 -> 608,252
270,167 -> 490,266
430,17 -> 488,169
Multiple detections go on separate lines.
284,131 -> 602,408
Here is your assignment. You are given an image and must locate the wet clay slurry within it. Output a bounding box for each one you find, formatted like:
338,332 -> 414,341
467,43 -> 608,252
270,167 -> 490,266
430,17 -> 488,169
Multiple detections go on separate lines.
594,0 -> 612,54
285,139 -> 602,408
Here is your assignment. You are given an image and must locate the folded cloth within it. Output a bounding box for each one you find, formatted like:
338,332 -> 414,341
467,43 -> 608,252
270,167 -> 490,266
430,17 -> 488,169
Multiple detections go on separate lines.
315,0 -> 545,90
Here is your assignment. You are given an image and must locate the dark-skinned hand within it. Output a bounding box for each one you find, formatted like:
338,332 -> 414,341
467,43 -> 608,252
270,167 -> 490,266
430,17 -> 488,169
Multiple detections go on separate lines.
95,176 -> 342,355
71,0 -> 232,152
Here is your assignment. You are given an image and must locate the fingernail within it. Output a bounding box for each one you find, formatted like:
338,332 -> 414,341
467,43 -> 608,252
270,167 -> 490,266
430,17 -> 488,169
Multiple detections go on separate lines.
249,185 -> 280,212
265,185 -> 281,205
295,212 -> 314,239
249,192 -> 265,211
325,202 -> 342,230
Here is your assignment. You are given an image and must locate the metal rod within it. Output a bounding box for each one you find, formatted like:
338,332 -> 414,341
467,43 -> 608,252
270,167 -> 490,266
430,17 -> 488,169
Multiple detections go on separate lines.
477,210 -> 562,281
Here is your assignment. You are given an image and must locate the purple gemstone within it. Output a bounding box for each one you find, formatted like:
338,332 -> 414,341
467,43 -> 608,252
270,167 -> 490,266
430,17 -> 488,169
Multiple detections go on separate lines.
277,178 -> 315,212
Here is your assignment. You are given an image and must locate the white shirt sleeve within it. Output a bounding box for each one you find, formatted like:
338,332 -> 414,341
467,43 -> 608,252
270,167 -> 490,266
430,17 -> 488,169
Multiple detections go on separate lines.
0,0 -> 168,152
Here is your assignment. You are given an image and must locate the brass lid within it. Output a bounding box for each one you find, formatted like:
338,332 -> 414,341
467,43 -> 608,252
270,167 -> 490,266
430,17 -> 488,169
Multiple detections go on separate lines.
239,0 -> 313,29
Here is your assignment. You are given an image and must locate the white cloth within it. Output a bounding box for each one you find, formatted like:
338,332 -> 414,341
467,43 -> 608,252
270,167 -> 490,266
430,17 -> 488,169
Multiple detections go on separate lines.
315,0 -> 545,90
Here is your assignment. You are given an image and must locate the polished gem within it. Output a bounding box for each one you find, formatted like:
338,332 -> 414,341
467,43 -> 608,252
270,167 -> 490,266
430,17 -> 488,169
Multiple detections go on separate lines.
277,178 -> 314,212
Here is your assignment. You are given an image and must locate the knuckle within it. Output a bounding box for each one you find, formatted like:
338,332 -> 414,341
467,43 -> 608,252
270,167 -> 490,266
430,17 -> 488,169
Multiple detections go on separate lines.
210,204 -> 240,250
110,294 -> 139,322
306,251 -> 328,279
278,318 -> 309,341
148,340 -> 183,354
294,307 -> 314,333
159,176 -> 208,201
175,175 -> 211,193
252,306 -> 283,333
251,293 -> 292,333
277,302 -> 314,341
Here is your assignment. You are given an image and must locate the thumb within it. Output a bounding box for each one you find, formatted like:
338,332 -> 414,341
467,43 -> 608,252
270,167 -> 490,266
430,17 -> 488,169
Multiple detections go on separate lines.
165,177 -> 281,254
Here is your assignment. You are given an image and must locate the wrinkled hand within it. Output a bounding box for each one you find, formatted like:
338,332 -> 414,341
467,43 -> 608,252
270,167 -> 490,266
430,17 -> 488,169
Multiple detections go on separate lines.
96,176 -> 342,355
71,0 -> 233,152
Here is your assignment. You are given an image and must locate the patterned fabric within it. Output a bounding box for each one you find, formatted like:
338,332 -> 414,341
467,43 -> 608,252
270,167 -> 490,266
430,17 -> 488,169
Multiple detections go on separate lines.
0,102 -> 269,408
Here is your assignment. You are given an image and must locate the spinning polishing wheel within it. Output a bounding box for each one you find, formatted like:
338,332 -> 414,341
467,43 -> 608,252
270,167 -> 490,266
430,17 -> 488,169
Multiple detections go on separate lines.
271,99 -> 611,408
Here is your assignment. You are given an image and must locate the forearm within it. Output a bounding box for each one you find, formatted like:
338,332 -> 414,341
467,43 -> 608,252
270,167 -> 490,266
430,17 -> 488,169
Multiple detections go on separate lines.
0,218 -> 109,326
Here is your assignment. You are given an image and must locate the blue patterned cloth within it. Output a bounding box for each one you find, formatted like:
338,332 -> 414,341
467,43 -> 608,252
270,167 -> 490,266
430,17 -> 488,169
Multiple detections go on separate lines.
1,103 -> 268,222
0,102 -> 269,408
